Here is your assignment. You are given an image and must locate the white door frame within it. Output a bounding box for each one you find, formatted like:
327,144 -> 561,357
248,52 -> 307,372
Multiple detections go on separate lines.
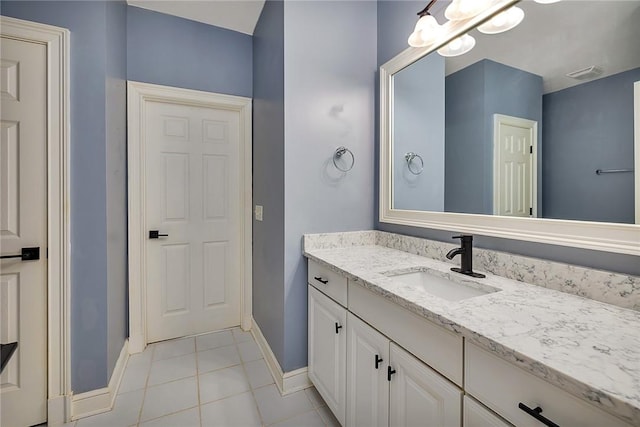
0,16 -> 71,424
493,114 -> 538,217
634,81 -> 639,224
127,81 -> 253,353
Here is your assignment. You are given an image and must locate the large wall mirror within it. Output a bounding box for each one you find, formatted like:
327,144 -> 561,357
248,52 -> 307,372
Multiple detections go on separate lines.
380,0 -> 640,255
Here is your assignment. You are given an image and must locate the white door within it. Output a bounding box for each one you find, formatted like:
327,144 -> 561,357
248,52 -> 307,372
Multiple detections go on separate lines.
463,396 -> 511,427
346,313 -> 389,427
0,36 -> 48,427
389,343 -> 461,427
308,286 -> 347,426
145,100 -> 241,342
493,114 -> 537,218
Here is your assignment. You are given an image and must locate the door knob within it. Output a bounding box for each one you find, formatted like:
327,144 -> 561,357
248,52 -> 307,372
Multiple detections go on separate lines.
0,247 -> 40,261
149,230 -> 168,239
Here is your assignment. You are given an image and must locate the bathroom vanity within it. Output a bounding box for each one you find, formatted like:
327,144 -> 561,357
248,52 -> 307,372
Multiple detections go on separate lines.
304,231 -> 640,427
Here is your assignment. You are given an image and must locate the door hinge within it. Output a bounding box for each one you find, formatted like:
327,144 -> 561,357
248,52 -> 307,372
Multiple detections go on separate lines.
530,146 -> 533,154
530,207 -> 533,216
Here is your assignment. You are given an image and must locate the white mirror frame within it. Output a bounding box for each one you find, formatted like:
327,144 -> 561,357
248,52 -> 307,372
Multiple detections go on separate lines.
380,0 -> 640,256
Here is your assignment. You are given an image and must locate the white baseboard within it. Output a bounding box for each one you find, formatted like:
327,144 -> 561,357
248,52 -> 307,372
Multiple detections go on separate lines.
70,339 -> 129,420
251,317 -> 311,396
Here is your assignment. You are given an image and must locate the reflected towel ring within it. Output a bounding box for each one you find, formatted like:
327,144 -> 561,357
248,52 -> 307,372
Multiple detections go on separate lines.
333,146 -> 355,172
405,152 -> 424,175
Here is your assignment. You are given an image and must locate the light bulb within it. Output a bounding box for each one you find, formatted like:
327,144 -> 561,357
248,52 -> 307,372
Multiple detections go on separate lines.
407,14 -> 441,47
445,0 -> 492,21
477,6 -> 524,35
437,34 -> 476,57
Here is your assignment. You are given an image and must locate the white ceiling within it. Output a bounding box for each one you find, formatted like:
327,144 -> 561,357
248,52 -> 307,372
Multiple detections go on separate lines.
445,1 -> 640,93
127,0 -> 266,35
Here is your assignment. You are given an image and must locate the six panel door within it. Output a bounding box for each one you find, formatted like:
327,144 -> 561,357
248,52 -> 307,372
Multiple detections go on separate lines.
145,100 -> 241,342
0,36 -> 48,427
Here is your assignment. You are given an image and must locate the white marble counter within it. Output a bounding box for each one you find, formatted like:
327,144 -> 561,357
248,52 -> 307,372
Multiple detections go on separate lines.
303,239 -> 640,425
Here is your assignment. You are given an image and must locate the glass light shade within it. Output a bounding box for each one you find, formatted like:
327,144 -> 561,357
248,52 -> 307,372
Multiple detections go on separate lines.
408,15 -> 441,47
445,0 -> 492,21
477,6 -> 525,34
437,34 -> 476,57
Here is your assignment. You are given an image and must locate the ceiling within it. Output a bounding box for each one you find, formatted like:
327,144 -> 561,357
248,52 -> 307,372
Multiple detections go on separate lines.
444,1 -> 640,93
127,0 -> 266,35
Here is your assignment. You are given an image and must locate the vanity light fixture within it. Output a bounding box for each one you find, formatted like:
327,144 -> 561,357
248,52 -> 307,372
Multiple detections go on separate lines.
533,0 -> 562,3
445,0 -> 492,21
437,33 -> 476,57
408,0 -> 442,48
477,6 -> 524,34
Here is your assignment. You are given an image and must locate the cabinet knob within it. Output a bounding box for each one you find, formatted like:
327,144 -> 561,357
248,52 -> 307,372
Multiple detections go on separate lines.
387,366 -> 396,381
335,323 -> 343,334
375,354 -> 383,370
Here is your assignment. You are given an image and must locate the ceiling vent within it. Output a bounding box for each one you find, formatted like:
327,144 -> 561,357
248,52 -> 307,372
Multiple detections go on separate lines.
566,66 -> 603,80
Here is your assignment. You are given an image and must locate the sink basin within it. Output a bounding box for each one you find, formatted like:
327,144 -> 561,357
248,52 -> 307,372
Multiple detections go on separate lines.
387,271 -> 498,301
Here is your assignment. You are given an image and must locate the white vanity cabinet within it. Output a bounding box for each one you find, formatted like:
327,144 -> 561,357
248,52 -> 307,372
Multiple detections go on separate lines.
308,285 -> 347,425
389,343 -> 462,427
346,313 -> 390,427
346,312 -> 462,427
463,396 -> 512,427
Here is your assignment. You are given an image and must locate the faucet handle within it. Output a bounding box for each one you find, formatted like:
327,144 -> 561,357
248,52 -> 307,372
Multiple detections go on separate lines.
452,234 -> 471,240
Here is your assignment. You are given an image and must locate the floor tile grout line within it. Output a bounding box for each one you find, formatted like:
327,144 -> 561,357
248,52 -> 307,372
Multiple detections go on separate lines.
136,344 -> 155,424
194,337 -> 203,427
237,332 -> 268,426
138,404 -> 200,425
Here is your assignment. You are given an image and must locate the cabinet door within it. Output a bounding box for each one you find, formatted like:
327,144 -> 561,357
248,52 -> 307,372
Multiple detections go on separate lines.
346,313 -> 390,427
308,285 -> 347,425
389,343 -> 462,427
463,396 -> 512,427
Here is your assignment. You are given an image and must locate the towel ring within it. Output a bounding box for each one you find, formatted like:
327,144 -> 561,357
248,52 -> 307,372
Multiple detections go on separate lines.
333,146 -> 355,172
405,152 -> 424,175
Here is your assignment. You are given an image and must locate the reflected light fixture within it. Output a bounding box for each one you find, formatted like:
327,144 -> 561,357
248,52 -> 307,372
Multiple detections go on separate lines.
408,0 -> 442,48
534,0 -> 561,3
477,6 -> 524,34
437,33 -> 476,57
445,0 -> 492,21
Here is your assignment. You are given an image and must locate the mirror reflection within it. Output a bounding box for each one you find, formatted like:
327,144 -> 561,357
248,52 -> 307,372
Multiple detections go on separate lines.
392,0 -> 640,224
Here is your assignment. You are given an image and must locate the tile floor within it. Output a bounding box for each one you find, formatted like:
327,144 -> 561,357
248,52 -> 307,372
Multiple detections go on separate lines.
65,328 -> 340,427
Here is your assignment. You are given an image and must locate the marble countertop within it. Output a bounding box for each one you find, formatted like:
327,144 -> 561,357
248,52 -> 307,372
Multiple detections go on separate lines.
303,244 -> 640,425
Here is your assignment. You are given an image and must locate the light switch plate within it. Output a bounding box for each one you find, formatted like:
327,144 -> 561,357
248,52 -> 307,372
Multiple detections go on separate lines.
255,205 -> 263,221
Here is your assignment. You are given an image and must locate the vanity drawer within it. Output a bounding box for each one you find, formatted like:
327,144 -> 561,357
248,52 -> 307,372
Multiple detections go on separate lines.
465,343 -> 633,427
308,259 -> 348,307
348,281 -> 463,386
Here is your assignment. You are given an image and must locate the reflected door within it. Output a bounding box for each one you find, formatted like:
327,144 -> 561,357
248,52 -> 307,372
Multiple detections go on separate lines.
493,114 -> 537,217
145,100 -> 241,342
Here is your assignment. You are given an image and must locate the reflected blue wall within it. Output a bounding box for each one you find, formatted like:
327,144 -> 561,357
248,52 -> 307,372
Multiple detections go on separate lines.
542,67 -> 640,223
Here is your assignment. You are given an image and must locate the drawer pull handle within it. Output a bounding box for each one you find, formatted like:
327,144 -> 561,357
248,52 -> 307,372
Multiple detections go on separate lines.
314,276 -> 329,285
335,323 -> 343,334
518,403 -> 560,427
387,366 -> 396,381
375,354 -> 383,369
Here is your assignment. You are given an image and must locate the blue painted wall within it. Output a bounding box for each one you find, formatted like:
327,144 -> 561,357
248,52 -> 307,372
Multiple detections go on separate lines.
1,0 -> 117,393
252,0 -> 286,368
283,0 -> 377,371
375,1 -> 640,276
105,0 -> 128,380
394,53 -> 446,212
542,67 -> 640,223
444,59 -> 543,214
127,6 -> 252,97
1,1 -> 254,393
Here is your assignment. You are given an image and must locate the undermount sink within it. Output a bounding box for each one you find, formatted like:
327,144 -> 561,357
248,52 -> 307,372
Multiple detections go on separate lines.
387,270 -> 499,302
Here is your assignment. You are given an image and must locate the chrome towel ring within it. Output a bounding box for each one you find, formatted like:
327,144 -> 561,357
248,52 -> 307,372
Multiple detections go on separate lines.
405,152 -> 424,175
333,146 -> 355,172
